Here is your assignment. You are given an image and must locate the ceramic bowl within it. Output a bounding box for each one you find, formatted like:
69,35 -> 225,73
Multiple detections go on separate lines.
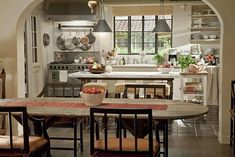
157,68 -> 172,74
80,91 -> 105,107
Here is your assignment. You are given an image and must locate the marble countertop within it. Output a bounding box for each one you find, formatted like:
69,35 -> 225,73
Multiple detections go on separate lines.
68,71 -> 181,79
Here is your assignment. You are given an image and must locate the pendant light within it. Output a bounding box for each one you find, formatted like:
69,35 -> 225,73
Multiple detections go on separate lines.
152,0 -> 171,34
88,0 -> 98,14
93,0 -> 112,32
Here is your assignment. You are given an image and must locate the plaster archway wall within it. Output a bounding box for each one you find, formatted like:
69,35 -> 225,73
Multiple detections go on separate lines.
0,0 -> 234,144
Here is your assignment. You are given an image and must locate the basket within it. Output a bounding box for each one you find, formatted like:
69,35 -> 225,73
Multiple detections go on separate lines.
80,91 -> 105,107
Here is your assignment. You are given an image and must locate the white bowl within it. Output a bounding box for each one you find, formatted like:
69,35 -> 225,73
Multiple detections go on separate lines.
80,91 -> 105,107
209,35 -> 217,39
157,68 -> 172,74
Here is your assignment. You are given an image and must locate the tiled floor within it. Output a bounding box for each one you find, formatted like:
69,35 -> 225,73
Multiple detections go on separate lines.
49,105 -> 234,157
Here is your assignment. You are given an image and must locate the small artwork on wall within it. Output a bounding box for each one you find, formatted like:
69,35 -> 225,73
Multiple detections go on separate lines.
43,33 -> 50,47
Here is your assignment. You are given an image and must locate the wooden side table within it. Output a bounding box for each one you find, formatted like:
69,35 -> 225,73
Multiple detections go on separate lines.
180,71 -> 208,106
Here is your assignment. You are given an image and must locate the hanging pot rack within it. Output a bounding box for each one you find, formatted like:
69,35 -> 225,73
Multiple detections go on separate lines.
58,24 -> 95,30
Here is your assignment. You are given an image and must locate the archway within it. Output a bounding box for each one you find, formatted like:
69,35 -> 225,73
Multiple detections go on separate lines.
16,0 -> 227,144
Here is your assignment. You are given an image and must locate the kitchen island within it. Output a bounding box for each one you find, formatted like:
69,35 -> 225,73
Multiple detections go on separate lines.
68,71 -> 180,99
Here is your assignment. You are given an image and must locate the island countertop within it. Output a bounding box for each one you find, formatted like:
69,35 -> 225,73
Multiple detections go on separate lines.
68,71 -> 181,79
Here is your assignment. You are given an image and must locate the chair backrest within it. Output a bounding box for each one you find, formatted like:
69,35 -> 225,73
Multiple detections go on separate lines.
0,106 -> 30,154
90,107 -> 154,157
122,84 -> 166,99
38,82 -> 81,97
0,68 -> 6,99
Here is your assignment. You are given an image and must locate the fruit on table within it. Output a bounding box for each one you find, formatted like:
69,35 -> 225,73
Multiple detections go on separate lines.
91,62 -> 105,70
82,87 -> 104,94
157,63 -> 171,68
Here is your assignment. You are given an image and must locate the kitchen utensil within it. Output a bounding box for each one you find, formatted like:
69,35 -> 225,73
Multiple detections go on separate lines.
72,31 -> 80,46
79,44 -> 92,51
64,37 -> 76,50
56,30 -> 67,50
80,36 -> 89,45
86,29 -> 96,44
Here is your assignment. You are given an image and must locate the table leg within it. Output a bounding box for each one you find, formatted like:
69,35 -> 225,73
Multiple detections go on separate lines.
163,120 -> 168,157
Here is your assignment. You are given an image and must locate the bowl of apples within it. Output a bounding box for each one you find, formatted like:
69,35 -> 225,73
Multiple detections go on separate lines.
89,62 -> 106,74
80,86 -> 105,107
157,63 -> 172,74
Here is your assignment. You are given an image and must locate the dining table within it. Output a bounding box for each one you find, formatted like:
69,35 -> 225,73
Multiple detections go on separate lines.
68,71 -> 180,99
0,97 -> 208,157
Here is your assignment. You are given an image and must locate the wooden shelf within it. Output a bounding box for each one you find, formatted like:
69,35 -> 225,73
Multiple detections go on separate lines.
190,39 -> 220,44
191,27 -> 220,31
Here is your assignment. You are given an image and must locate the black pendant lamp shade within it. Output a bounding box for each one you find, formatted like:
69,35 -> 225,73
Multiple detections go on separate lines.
152,19 -> 171,34
152,0 -> 171,34
93,0 -> 112,32
93,19 -> 112,32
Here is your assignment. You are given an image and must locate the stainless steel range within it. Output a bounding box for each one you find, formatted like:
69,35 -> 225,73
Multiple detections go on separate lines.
47,61 -> 91,97
47,61 -> 90,83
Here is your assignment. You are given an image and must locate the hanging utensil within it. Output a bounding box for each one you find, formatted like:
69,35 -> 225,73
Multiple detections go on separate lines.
72,31 -> 80,46
87,29 -> 96,44
56,30 -> 67,50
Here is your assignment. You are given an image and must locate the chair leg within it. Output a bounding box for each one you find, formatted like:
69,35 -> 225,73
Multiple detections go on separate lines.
80,119 -> 83,151
74,118 -> 78,157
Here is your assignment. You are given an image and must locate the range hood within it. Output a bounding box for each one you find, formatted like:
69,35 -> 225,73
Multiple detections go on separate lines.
47,2 -> 98,21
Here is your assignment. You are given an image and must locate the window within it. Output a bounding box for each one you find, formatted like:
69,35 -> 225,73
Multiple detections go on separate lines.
31,16 -> 38,63
114,15 -> 172,55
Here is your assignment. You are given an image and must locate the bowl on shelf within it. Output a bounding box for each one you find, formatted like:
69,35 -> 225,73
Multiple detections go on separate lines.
157,68 -> 173,74
191,34 -> 202,40
202,35 -> 209,39
209,35 -> 217,39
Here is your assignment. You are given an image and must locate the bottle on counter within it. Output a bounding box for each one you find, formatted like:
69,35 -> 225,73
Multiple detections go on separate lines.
122,57 -> 126,65
119,57 -> 126,65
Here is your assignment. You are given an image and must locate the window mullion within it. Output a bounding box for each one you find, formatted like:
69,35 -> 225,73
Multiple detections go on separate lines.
128,16 -> 131,54
113,16 -> 116,49
142,16 -> 144,51
155,15 -> 158,54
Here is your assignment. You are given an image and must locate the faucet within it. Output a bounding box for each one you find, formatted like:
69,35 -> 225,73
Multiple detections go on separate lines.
140,51 -> 146,63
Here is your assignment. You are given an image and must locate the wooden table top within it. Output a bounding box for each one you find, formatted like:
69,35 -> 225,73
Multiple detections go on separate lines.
0,98 -> 208,120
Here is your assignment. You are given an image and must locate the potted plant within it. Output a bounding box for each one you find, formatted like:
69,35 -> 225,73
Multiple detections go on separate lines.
178,55 -> 197,72
153,53 -> 172,73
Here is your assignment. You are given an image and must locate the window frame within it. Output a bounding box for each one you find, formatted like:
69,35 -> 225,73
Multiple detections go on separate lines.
114,15 -> 173,55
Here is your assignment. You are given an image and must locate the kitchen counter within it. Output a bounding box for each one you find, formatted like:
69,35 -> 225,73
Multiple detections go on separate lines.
68,71 -> 180,79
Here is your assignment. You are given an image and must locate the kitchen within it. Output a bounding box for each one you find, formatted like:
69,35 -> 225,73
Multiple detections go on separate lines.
1,0 -> 235,156
25,0 -> 219,104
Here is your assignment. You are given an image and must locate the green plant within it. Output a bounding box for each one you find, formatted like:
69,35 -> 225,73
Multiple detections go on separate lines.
178,55 -> 196,70
153,54 -> 164,65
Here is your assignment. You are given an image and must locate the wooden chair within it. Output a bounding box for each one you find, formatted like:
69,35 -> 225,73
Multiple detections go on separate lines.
121,83 -> 168,156
122,83 -> 167,99
90,108 -> 160,157
0,106 -> 50,157
0,68 -> 6,135
38,82 -> 83,157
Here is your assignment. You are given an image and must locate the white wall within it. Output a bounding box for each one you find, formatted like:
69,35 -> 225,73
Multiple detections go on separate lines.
172,4 -> 191,47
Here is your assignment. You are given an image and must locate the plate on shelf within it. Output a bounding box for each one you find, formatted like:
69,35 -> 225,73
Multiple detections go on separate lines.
89,69 -> 106,74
